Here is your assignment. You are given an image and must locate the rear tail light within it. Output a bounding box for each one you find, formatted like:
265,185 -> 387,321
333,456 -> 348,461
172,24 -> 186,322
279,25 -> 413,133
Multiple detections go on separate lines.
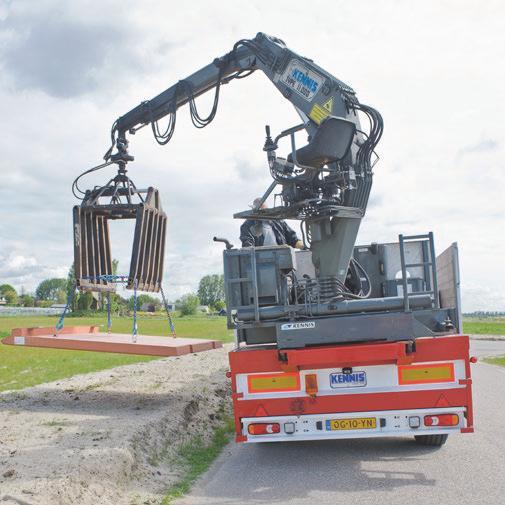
248,423 -> 280,435
424,414 -> 459,427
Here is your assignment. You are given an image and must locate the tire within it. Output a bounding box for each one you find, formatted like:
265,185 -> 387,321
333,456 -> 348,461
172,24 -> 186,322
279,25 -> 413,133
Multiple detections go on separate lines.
414,434 -> 448,446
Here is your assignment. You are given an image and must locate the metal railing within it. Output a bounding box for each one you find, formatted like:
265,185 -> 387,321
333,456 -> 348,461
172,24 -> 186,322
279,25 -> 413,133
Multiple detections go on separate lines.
398,232 -> 440,312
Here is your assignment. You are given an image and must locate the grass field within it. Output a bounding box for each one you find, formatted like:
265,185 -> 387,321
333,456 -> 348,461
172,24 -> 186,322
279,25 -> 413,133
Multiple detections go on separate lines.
1,314 -> 504,393
0,314 -> 233,392
462,317 -> 505,336
484,356 -> 505,367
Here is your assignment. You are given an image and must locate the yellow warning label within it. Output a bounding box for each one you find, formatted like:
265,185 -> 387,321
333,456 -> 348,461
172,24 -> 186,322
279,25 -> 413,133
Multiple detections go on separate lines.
309,104 -> 328,124
398,363 -> 455,384
309,97 -> 334,125
248,372 -> 300,393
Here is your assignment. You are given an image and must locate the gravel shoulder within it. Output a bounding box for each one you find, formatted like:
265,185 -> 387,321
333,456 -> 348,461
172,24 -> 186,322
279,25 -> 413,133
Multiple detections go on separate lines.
0,345 -> 231,505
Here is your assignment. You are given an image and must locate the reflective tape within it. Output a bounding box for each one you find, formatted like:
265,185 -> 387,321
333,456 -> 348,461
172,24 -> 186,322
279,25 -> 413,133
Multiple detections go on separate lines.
248,372 -> 300,393
398,363 -> 455,385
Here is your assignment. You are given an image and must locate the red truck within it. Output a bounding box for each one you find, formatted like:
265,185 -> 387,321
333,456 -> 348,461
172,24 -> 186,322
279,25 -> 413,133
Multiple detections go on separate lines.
224,237 -> 473,446
229,334 -> 473,445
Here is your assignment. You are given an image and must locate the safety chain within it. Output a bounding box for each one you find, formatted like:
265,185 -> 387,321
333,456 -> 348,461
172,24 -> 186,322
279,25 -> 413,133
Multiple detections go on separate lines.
57,275 -> 175,343
160,285 -> 176,337
132,278 -> 138,343
106,291 -> 112,334
55,283 -> 76,335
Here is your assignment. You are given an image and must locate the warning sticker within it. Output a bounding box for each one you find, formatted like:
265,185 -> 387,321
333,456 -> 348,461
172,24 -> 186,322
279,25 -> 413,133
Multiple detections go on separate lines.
281,59 -> 323,102
309,97 -> 334,125
323,97 -> 333,112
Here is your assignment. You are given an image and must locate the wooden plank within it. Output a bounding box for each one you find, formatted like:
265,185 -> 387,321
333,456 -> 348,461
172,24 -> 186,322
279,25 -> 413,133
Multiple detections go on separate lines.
2,327 -> 223,357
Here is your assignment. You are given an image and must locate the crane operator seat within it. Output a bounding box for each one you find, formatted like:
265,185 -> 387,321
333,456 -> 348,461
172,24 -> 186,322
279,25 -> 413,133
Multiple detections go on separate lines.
288,116 -> 356,169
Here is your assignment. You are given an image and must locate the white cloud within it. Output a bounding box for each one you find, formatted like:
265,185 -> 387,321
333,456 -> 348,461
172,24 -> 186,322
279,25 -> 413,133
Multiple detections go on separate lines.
0,0 -> 503,311
0,250 -> 67,289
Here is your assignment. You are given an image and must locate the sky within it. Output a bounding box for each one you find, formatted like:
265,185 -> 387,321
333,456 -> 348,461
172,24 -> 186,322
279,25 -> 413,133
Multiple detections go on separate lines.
0,0 -> 503,311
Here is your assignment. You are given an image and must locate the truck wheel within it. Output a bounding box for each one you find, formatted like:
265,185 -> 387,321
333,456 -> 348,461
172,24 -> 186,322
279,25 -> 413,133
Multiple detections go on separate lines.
414,434 -> 448,446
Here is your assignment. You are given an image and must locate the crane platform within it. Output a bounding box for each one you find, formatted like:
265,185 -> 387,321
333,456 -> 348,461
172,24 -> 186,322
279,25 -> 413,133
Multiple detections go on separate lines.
2,326 -> 223,357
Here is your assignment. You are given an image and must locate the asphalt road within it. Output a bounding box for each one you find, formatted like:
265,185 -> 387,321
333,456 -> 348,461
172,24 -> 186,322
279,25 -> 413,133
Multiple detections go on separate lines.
176,341 -> 505,505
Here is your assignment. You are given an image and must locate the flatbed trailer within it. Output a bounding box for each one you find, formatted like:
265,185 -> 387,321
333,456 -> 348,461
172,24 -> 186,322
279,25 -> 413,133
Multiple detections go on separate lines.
229,334 -> 474,445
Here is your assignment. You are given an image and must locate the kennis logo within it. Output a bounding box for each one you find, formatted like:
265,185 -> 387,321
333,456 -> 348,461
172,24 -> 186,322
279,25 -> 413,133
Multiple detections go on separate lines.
291,68 -> 319,93
280,321 -> 316,331
330,371 -> 367,388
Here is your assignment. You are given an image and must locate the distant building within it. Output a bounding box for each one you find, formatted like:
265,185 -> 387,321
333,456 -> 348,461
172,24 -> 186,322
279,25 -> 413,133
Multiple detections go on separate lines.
0,297 -> 6,306
141,303 -> 156,312
198,305 -> 210,313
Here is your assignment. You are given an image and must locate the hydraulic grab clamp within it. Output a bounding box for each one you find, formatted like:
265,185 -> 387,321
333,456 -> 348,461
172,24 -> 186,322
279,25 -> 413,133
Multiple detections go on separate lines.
73,175 -> 167,293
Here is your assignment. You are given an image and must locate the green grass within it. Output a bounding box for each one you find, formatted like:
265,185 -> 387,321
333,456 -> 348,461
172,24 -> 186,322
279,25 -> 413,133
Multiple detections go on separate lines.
483,356 -> 505,367
162,417 -> 234,504
463,317 -> 505,336
41,419 -> 71,427
0,314 -> 233,392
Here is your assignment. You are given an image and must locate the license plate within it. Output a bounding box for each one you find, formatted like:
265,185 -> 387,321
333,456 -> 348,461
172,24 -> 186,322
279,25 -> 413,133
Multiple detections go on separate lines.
330,371 -> 367,388
326,417 -> 377,431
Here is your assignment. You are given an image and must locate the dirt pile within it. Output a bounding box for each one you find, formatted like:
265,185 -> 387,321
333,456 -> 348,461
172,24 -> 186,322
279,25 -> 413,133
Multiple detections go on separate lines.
0,345 -> 231,505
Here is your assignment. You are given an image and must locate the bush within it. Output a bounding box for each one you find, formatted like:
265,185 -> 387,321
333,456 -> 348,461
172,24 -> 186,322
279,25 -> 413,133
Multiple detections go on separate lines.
18,294 -> 35,307
178,294 -> 200,316
213,300 -> 226,312
35,299 -> 54,308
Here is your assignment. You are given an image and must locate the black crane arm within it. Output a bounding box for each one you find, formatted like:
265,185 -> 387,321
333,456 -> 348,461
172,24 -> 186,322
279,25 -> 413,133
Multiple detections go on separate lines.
111,43 -> 256,141
106,33 -> 378,169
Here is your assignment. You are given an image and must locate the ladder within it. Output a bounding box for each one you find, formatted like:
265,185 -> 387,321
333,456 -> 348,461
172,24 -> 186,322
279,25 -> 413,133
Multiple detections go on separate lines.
398,232 -> 440,311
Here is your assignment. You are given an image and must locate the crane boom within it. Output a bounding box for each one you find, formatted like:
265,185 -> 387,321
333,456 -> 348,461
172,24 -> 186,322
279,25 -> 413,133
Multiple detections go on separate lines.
109,33 -> 358,146
74,32 -> 383,295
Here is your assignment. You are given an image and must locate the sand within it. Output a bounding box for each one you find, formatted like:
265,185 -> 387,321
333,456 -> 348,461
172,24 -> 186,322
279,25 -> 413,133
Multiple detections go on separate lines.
0,345 -> 231,505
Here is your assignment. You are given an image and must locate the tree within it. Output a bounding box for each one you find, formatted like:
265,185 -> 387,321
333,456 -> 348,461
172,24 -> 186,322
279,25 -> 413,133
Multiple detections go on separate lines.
66,264 -> 80,310
35,278 -> 67,302
178,293 -> 200,316
197,274 -> 224,308
115,294 -> 129,316
18,294 -> 35,307
77,291 -> 94,311
0,284 -> 18,305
